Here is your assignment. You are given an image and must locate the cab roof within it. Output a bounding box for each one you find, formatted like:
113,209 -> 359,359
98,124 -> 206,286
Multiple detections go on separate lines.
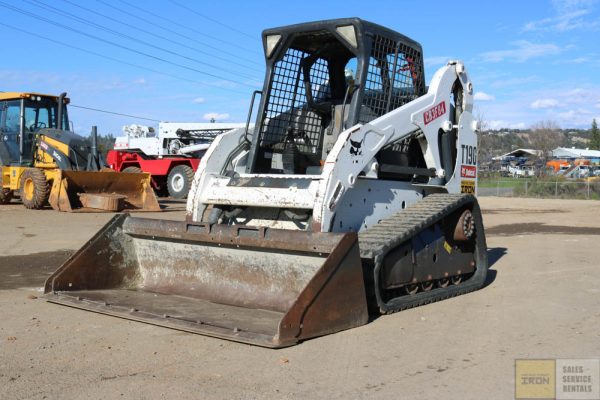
0,92 -> 70,102
262,17 -> 422,57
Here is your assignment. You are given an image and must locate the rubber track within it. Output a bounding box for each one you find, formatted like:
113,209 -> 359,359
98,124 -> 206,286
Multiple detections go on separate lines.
358,193 -> 488,314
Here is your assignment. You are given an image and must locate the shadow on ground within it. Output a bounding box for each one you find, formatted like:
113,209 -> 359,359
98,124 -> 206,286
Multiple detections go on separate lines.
482,247 -> 506,288
486,223 -> 600,236
0,250 -> 73,290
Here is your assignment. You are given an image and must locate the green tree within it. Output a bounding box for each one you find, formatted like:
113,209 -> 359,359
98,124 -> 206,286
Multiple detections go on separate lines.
590,119 -> 600,150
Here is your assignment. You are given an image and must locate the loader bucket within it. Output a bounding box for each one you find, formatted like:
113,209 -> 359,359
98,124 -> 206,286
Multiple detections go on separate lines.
44,215 -> 369,348
48,170 -> 161,212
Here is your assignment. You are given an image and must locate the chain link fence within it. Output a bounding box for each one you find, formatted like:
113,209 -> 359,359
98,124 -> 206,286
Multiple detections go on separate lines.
478,180 -> 600,200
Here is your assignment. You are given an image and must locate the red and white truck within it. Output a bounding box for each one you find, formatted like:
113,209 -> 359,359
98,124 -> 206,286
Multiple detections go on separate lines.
107,123 -> 245,198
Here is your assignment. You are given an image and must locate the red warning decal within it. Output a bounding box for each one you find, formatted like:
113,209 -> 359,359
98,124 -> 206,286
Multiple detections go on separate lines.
461,165 -> 477,178
423,101 -> 446,125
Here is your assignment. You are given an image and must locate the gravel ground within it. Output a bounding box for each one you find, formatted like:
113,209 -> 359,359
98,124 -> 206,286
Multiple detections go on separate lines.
1,197 -> 599,399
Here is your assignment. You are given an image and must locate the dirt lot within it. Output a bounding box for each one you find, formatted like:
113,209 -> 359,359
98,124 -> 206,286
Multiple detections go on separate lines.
1,197 -> 599,399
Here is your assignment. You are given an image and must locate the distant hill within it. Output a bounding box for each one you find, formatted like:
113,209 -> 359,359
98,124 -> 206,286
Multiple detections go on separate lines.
478,128 -> 591,161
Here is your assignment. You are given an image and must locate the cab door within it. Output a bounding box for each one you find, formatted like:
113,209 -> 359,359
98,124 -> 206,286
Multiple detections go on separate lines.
0,100 -> 25,165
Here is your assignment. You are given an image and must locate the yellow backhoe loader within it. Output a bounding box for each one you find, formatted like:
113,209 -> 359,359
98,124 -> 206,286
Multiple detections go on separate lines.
0,92 -> 159,211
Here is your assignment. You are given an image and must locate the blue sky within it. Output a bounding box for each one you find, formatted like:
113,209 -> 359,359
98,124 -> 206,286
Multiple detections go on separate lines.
1,0 -> 599,135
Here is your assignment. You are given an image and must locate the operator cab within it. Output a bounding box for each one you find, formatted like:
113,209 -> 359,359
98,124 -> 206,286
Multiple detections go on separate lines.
247,18 -> 426,175
0,92 -> 70,166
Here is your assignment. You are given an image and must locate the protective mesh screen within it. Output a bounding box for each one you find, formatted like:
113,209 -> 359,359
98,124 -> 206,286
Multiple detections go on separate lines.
259,47 -> 330,155
359,35 -> 422,124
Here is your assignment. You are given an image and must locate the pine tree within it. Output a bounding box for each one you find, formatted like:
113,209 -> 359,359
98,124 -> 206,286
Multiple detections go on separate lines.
591,119 -> 600,150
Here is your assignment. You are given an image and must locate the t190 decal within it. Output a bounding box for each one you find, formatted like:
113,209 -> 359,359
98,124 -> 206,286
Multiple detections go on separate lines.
461,144 -> 477,165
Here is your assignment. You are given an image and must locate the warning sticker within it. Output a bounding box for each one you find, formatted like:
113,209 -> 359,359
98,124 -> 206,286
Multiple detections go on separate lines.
460,165 -> 477,178
443,241 -> 452,254
461,180 -> 475,194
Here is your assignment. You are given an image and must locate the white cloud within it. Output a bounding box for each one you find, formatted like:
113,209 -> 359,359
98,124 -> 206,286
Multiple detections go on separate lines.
487,120 -> 527,130
490,76 -> 540,89
477,84 -> 600,129
562,88 -> 597,105
566,88 -> 590,97
133,78 -> 146,85
481,41 -> 562,63
559,56 -> 589,64
523,9 -> 597,31
523,0 -> 600,31
486,120 -> 505,130
531,99 -> 559,109
555,108 -> 599,126
192,97 -> 205,104
474,92 -> 495,101
556,110 -> 578,120
424,56 -> 451,68
203,112 -> 230,121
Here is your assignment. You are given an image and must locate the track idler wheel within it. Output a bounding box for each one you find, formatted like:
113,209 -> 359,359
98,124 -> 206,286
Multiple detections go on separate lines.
453,209 -> 475,241
420,281 -> 434,291
437,278 -> 450,288
405,284 -> 418,295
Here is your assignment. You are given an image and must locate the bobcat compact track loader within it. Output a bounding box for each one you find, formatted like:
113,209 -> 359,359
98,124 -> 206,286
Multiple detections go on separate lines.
45,18 -> 488,347
0,92 -> 159,212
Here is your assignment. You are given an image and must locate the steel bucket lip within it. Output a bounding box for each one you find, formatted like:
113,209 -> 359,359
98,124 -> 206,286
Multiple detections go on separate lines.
45,291 -> 290,348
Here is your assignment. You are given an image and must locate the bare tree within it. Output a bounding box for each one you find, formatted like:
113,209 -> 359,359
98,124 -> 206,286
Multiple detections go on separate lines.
474,107 -> 492,163
529,120 -> 564,174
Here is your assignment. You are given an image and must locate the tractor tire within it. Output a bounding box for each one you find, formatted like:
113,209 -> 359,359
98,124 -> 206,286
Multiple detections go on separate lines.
19,168 -> 49,209
122,166 -> 143,174
167,165 -> 194,199
0,188 -> 13,204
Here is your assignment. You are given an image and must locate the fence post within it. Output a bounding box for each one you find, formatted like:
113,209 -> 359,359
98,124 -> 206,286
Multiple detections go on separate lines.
525,180 -> 528,196
497,180 -> 500,197
555,181 -> 558,198
587,180 -> 590,199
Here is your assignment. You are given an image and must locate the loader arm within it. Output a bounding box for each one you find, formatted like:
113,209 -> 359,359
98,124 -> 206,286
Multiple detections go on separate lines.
315,61 -> 476,231
187,62 -> 477,232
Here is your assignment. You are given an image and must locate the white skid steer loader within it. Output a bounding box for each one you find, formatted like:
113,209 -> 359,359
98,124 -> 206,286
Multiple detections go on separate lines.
45,18 -> 488,348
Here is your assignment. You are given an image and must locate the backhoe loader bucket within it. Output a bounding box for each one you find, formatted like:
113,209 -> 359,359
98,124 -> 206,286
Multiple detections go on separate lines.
48,170 -> 160,212
44,215 -> 369,348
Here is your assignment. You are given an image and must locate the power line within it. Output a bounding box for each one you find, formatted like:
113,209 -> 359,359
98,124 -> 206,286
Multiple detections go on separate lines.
70,104 -> 161,122
0,21 -> 248,95
0,90 -> 162,122
115,0 -> 259,53
168,0 -> 257,41
56,0 -> 262,72
25,0 -> 261,80
0,2 -> 258,89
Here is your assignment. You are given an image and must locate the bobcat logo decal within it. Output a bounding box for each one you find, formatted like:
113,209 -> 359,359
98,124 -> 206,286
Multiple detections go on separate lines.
349,138 -> 363,156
